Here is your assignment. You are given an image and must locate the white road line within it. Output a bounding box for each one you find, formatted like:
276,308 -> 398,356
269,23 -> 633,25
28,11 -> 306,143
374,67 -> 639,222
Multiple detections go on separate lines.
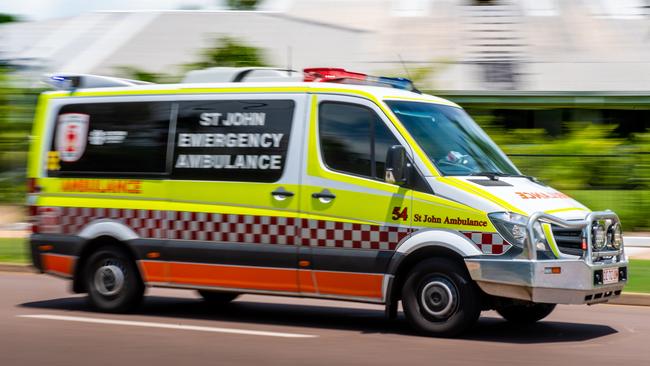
17,314 -> 317,338
625,237 -> 650,248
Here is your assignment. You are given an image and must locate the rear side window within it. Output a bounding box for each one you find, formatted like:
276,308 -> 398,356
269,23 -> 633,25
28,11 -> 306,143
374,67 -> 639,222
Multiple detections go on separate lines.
171,100 -> 295,182
319,102 -> 400,180
48,101 -> 171,177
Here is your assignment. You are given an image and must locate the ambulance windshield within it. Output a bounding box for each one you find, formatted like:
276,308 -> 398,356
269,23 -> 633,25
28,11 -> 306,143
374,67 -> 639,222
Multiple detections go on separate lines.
386,101 -> 520,176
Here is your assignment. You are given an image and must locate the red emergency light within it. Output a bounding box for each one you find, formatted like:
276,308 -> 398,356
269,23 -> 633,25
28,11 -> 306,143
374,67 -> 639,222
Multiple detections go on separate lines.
303,68 -> 366,82
303,68 -> 419,92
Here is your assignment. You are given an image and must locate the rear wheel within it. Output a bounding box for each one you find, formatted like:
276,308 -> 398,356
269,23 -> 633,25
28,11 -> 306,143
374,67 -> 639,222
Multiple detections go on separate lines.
198,290 -> 239,304
84,246 -> 144,313
401,258 -> 481,337
496,302 -> 556,324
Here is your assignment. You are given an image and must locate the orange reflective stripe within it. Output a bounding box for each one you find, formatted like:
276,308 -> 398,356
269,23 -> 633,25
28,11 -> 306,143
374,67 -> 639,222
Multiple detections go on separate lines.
298,269 -> 317,294
139,261 -> 167,283
314,271 -> 383,299
41,253 -> 74,276
167,263 -> 299,293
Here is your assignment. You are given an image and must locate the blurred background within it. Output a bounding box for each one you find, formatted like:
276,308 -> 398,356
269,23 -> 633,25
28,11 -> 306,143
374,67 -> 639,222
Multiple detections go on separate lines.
1,0 -> 650,230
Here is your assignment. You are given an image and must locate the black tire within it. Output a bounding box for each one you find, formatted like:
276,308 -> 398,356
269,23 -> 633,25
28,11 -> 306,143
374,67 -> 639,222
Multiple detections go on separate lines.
197,290 -> 239,304
496,302 -> 556,324
401,258 -> 481,337
84,246 -> 144,313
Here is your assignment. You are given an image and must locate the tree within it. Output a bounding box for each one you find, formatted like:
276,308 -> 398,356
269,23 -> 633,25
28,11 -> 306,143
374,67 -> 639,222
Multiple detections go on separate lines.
0,67 -> 34,202
115,66 -> 166,83
226,0 -> 259,10
185,36 -> 269,70
0,13 -> 19,24
381,59 -> 451,91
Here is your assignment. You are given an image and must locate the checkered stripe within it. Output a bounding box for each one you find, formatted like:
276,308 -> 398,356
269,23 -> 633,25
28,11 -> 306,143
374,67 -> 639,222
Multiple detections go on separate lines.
59,207 -> 167,239
300,219 -> 412,250
48,207 -> 411,249
168,212 -> 298,245
462,231 -> 512,255
44,207 -> 508,254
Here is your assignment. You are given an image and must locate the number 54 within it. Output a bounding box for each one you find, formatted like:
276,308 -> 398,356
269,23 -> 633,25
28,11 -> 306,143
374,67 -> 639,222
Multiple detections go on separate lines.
392,207 -> 408,221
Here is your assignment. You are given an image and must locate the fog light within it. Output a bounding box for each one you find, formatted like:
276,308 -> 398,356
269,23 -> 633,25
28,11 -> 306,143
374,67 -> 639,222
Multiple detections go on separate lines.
592,224 -> 606,250
594,270 -> 603,285
610,223 -> 623,249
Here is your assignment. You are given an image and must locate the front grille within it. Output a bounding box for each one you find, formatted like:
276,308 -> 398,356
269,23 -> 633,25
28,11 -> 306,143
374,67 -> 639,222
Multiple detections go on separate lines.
551,225 -> 584,256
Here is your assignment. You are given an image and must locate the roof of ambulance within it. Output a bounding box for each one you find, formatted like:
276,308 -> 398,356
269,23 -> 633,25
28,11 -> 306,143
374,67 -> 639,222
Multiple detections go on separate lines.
44,81 -> 461,108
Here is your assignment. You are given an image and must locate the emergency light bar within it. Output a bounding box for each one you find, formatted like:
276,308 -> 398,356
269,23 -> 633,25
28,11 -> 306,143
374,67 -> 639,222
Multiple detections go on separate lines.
303,68 -> 419,93
43,68 -> 420,93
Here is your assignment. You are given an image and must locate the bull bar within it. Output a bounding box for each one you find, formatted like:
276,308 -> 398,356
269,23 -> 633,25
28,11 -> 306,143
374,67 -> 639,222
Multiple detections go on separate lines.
465,211 -> 628,304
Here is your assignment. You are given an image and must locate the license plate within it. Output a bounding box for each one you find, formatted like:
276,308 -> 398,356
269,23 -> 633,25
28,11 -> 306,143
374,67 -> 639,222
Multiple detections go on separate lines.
603,268 -> 619,285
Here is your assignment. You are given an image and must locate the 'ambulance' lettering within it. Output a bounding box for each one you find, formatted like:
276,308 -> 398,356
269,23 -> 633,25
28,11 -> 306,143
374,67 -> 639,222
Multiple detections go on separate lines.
175,154 -> 282,170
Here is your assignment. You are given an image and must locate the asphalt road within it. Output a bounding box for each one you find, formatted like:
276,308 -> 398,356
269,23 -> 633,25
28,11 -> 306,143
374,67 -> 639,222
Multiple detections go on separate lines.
1,273 -> 649,366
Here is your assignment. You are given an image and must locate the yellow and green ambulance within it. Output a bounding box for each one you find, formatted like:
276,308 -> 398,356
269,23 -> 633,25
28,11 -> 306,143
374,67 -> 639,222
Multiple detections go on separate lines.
27,68 -> 628,336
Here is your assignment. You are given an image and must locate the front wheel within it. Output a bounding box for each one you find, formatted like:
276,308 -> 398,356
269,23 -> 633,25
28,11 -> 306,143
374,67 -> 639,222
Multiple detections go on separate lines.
496,302 -> 556,324
84,246 -> 144,313
401,258 -> 481,337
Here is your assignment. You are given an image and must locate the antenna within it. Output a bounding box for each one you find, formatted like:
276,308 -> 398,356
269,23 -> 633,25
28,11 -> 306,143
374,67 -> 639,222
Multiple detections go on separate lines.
397,54 -> 412,80
287,46 -> 292,77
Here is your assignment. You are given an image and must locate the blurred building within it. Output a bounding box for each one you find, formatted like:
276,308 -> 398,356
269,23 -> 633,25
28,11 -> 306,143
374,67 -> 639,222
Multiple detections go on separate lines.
2,0 -> 650,91
1,0 -> 649,133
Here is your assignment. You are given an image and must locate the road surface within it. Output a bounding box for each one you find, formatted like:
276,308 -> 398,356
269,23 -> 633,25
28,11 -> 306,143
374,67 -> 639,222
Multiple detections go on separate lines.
1,272 -> 649,366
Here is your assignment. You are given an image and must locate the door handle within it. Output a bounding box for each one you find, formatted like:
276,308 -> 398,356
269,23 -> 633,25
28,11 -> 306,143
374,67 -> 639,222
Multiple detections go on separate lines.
271,187 -> 294,200
312,189 -> 336,202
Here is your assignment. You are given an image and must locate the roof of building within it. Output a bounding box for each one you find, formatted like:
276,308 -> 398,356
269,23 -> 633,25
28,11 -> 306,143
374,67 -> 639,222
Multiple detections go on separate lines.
2,1 -> 650,91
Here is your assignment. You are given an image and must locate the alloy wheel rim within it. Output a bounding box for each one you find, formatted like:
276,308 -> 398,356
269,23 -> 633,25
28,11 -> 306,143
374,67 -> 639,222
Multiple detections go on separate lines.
94,263 -> 125,296
419,277 -> 458,319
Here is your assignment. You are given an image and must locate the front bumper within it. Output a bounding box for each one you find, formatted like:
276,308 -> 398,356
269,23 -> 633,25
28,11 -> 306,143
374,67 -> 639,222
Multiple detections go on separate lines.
466,210 -> 627,305
465,257 -> 628,304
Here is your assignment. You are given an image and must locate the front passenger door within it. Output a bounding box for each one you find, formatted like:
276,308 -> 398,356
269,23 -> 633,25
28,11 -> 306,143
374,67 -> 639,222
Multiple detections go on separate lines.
298,95 -> 414,301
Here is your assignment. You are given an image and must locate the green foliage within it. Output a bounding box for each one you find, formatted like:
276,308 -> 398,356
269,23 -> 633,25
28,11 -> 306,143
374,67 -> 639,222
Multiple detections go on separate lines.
381,60 -> 451,90
115,66 -> 165,83
0,68 -> 35,203
476,116 -> 647,191
567,190 -> 650,230
226,0 -> 259,10
185,36 -> 269,70
473,114 -> 650,229
0,13 -> 19,24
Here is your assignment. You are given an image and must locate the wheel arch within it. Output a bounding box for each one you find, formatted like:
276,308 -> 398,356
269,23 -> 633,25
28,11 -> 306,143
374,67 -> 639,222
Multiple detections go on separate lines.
387,229 -> 482,305
72,220 -> 143,293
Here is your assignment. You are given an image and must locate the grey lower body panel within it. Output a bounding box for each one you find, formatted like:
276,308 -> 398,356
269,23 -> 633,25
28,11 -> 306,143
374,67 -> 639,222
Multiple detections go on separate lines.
465,258 -> 628,304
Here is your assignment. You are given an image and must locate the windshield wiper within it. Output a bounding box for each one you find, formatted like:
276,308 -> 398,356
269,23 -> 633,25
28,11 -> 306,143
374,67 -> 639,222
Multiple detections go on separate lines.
470,171 -> 541,184
469,171 -> 507,181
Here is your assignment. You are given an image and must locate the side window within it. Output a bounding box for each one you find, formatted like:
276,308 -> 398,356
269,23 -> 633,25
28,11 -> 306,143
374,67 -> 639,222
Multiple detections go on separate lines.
48,101 -> 171,177
374,119 -> 400,180
171,99 -> 295,182
319,102 -> 401,181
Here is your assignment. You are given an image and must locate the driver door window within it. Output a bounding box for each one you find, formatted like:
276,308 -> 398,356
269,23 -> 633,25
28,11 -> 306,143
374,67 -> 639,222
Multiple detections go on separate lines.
319,102 -> 400,181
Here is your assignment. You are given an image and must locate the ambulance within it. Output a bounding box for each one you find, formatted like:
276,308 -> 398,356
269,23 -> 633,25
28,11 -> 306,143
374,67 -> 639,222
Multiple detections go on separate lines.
27,68 -> 628,336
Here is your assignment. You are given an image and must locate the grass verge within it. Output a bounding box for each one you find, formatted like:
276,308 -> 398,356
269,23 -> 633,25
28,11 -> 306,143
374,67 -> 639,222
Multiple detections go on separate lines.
626,259 -> 650,294
0,237 -> 28,263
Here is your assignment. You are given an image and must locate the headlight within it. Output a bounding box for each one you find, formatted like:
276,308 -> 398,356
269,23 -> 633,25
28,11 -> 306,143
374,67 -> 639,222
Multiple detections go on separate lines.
488,212 -> 530,248
609,223 -> 623,249
592,224 -> 606,250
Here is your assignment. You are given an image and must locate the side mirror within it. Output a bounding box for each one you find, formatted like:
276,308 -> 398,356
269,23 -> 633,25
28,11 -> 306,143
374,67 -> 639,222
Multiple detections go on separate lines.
385,145 -> 408,185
